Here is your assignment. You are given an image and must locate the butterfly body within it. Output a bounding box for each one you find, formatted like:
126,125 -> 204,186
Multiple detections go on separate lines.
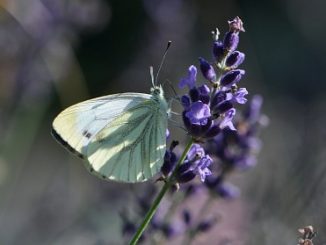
52,86 -> 168,183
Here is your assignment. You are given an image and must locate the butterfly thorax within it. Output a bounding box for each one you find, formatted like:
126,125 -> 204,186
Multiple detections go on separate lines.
150,86 -> 169,115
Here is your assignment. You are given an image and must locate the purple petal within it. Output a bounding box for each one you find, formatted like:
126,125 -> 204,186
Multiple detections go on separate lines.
196,155 -> 213,182
234,87 -> 248,104
179,65 -> 197,89
220,108 -> 236,130
185,101 -> 211,125
187,144 -> 205,161
228,16 -> 245,32
223,31 -> 239,52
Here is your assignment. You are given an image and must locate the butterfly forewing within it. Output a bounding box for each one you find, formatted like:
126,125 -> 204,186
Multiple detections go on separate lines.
52,92 -> 168,183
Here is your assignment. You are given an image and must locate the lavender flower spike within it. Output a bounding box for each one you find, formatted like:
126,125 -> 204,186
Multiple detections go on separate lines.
179,65 -> 197,89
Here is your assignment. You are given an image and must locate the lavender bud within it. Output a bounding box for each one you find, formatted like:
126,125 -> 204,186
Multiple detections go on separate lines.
177,170 -> 196,183
176,162 -> 196,183
216,182 -> 240,199
220,69 -> 245,88
198,84 -> 210,104
226,51 -> 245,68
161,141 -> 179,176
211,90 -> 229,110
203,123 -> 221,138
196,217 -> 217,233
228,16 -> 245,32
214,100 -> 233,114
161,151 -> 177,176
223,17 -> 245,52
189,87 -> 200,102
223,31 -> 239,52
199,57 -> 216,82
182,209 -> 192,225
213,41 -> 225,62
161,223 -> 176,239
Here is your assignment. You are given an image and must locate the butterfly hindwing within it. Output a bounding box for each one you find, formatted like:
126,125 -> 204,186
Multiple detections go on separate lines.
86,101 -> 167,182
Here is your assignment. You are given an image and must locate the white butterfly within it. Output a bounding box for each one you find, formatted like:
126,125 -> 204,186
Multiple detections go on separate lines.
52,85 -> 169,183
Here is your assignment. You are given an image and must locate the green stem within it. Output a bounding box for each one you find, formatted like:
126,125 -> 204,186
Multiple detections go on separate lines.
129,139 -> 194,245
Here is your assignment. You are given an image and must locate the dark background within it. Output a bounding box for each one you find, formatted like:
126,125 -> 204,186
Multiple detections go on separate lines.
1,0 -> 326,244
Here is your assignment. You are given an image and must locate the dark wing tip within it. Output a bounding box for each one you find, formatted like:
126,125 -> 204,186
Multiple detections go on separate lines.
51,128 -> 85,159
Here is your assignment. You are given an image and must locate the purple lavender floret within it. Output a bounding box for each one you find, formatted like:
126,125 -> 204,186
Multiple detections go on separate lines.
179,65 -> 197,89
233,88 -> 248,104
176,144 -> 212,183
185,102 -> 211,126
196,155 -> 213,182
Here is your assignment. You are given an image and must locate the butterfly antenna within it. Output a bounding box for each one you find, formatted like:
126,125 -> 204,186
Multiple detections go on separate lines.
155,41 -> 172,86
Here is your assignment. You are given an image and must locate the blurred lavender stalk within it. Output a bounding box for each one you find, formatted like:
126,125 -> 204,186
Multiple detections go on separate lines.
0,1 -> 109,244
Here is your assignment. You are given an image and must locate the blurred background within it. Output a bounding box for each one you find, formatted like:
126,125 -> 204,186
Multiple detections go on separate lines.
1,0 -> 326,244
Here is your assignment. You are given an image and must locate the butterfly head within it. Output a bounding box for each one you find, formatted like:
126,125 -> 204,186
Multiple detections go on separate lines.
150,85 -> 168,114
151,85 -> 164,96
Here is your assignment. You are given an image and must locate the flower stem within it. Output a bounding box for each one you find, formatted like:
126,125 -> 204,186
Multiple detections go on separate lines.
129,139 -> 194,245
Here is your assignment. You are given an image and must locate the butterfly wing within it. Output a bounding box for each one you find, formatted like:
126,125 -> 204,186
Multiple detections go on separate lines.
52,92 -> 168,182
